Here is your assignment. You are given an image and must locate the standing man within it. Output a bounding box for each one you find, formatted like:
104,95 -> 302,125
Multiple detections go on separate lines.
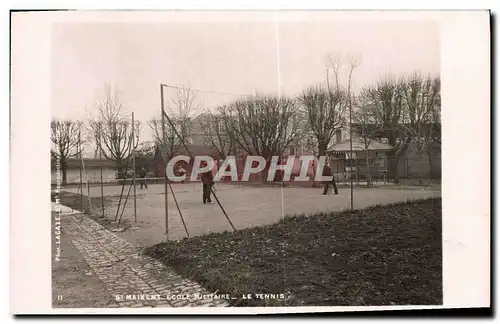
200,162 -> 214,204
139,167 -> 148,189
322,161 -> 339,195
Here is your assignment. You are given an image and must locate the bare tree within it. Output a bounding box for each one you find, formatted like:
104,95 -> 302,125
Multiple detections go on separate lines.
401,73 -> 441,178
198,106 -> 239,160
51,120 -> 84,185
298,53 -> 358,186
223,94 -> 302,182
353,93 -> 384,186
89,84 -> 140,178
297,53 -> 359,159
362,76 -> 407,182
326,53 -> 360,107
135,140 -> 156,157
134,140 -> 156,170
148,118 -> 184,160
149,85 -> 201,159
169,85 -> 201,118
298,84 -> 347,157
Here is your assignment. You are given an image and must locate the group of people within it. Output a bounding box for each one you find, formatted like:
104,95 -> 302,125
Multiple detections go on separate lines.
199,161 -> 338,205
134,161 -> 338,205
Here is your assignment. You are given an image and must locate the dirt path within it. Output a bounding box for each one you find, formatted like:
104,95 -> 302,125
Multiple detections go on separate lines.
52,212 -> 118,308
51,210 -> 228,308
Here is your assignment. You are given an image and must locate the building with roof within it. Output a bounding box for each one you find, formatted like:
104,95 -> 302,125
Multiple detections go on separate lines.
325,123 -> 441,181
50,158 -> 119,185
326,137 -> 393,182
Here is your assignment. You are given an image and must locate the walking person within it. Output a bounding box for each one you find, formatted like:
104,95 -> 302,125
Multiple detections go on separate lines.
322,162 -> 339,195
200,162 -> 214,204
139,167 -> 148,189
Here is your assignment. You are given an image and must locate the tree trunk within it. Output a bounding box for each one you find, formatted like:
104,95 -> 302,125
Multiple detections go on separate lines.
389,150 -> 406,184
427,151 -> 434,180
313,141 -> 329,188
366,151 -> 372,187
60,158 -> 68,185
62,168 -> 67,185
394,135 -> 412,184
318,141 -> 328,158
260,156 -> 271,184
393,162 -> 400,183
311,159 -> 318,188
386,132 -> 398,183
116,159 -> 126,180
387,132 -> 409,184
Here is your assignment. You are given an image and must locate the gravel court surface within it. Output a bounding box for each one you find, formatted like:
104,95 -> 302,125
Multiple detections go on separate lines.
65,182 -> 441,248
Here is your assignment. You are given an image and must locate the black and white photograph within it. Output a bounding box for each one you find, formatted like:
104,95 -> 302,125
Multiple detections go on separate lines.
9,8 -> 490,315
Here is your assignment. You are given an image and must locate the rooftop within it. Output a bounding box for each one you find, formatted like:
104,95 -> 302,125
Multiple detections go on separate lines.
326,137 -> 393,153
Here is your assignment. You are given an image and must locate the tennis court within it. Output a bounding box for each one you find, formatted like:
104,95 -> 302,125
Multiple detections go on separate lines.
64,182 -> 441,248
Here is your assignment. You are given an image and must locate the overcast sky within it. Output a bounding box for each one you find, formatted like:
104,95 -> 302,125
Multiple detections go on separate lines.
50,12 -> 440,147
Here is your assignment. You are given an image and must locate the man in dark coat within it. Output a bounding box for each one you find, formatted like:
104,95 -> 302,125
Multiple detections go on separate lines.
139,167 -> 148,189
322,162 -> 339,195
200,162 -> 214,204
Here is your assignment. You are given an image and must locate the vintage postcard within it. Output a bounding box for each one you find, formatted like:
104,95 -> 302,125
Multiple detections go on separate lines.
10,9 -> 490,315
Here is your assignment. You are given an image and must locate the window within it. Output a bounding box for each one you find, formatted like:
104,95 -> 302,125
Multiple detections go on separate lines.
335,129 -> 342,143
344,152 -> 357,172
345,152 -> 356,160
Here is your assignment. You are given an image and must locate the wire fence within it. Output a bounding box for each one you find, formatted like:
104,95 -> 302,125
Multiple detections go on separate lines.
328,156 -> 441,185
51,155 -> 441,189
50,156 -> 441,244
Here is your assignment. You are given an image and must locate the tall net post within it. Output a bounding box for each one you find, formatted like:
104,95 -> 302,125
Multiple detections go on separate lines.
160,84 -> 169,241
348,99 -> 354,211
80,149 -> 92,215
99,128 -> 105,218
158,83 -> 238,239
132,112 -> 137,223
86,180 -> 91,215
78,130 -> 83,209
